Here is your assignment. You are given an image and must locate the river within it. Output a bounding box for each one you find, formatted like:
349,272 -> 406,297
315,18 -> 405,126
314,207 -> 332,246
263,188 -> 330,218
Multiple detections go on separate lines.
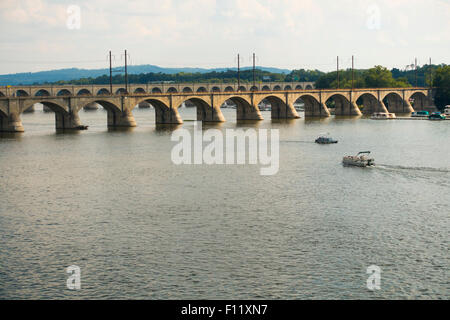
0,106 -> 448,299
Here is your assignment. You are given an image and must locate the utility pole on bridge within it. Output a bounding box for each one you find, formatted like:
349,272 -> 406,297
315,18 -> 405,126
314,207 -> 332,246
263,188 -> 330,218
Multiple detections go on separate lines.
351,55 -> 355,90
252,53 -> 256,90
237,53 -> 241,92
125,49 -> 129,93
109,51 -> 113,94
337,56 -> 340,89
415,57 -> 418,87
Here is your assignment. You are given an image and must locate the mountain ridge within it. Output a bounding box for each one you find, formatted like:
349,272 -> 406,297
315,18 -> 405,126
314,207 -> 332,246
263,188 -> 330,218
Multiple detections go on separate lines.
0,65 -> 291,85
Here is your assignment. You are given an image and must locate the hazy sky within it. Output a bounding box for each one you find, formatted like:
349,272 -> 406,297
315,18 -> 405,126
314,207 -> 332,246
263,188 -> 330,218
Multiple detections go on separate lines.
0,0 -> 449,74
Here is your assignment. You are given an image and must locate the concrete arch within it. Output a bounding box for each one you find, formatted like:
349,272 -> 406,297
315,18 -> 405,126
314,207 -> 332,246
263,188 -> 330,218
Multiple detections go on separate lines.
134,87 -> 146,94
356,93 -> 383,115
211,86 -> 221,92
152,87 -> 162,94
262,95 -> 295,119
16,90 -> 29,97
382,92 -> 412,113
57,89 -> 71,96
0,91 -> 5,97
409,92 -> 428,111
35,89 -> 50,96
138,98 -> 182,124
217,95 -> 262,121
97,88 -> 110,95
295,85 -> 303,90
77,89 -> 92,96
92,99 -> 135,128
197,87 -> 207,93
178,97 -> 224,122
325,93 -> 360,116
294,94 -> 329,117
262,85 -> 270,91
167,87 -> 178,93
250,86 -> 258,91
273,85 -> 282,91
116,88 -> 128,95
238,86 -> 247,92
224,86 -> 234,92
284,85 -> 292,90
305,85 -> 313,90
182,87 -> 193,93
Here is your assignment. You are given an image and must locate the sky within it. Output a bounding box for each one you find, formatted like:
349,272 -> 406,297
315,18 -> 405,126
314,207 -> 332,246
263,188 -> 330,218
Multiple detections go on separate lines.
0,0 -> 449,74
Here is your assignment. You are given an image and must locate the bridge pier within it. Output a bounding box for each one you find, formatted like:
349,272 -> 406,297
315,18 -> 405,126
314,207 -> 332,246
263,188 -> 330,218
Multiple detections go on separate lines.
335,100 -> 361,116
0,112 -> 24,132
271,102 -> 300,119
108,109 -> 137,127
55,110 -> 85,130
198,106 -> 226,122
236,102 -> 263,121
385,95 -> 414,113
304,101 -> 330,117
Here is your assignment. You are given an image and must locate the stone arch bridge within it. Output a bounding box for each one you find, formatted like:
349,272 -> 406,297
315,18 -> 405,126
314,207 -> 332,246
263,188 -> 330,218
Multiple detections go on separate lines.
0,83 -> 431,132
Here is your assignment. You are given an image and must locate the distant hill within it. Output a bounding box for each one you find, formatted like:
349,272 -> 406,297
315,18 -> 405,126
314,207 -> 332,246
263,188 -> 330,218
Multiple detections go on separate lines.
0,65 -> 291,85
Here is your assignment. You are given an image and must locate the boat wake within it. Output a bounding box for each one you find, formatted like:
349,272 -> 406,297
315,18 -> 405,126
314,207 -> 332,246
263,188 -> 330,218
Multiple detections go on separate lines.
376,164 -> 450,173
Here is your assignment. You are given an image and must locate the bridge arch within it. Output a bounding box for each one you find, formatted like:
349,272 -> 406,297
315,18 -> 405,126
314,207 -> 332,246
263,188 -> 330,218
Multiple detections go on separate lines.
325,93 -> 354,116
293,94 -> 328,117
16,90 -> 29,97
273,85 -> 282,91
250,86 -> 258,91
295,85 -> 303,90
116,88 -> 128,95
408,92 -> 428,111
284,85 -> 292,91
83,100 -> 123,127
57,89 -> 72,96
305,85 -> 313,90
182,87 -> 193,93
77,89 -> 92,96
262,85 -> 270,91
35,89 -> 50,97
152,87 -> 162,94
177,96 -> 221,122
197,87 -> 207,93
97,88 -> 110,95
382,92 -> 410,113
134,87 -> 146,94
224,86 -> 234,92
218,95 -> 262,121
167,87 -> 178,93
137,98 -> 182,124
0,91 -> 5,97
355,93 -> 381,115
238,86 -> 247,92
211,86 -> 221,92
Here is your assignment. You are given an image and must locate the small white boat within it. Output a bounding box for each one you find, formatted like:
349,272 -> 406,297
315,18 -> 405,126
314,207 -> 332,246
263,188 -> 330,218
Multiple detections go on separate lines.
371,112 -> 396,120
343,151 -> 375,167
444,106 -> 450,118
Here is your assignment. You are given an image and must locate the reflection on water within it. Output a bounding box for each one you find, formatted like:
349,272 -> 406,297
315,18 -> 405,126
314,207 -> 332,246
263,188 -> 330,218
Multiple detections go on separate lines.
0,107 -> 449,300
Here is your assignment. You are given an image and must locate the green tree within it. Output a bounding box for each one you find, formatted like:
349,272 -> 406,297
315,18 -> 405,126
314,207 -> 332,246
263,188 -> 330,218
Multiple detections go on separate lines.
433,65 -> 450,111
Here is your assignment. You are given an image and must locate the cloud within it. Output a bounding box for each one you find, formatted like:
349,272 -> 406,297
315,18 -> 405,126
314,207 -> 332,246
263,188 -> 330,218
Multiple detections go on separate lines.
0,0 -> 448,73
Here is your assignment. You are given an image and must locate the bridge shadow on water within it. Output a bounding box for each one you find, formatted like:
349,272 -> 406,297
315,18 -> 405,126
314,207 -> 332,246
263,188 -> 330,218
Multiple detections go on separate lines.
0,132 -> 24,140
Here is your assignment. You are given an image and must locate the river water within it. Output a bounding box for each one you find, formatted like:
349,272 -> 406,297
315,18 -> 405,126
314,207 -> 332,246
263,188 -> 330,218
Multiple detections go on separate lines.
0,106 -> 448,299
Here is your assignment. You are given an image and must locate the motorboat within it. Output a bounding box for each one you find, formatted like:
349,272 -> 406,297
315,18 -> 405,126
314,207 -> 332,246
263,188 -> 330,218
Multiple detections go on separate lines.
428,112 -> 446,120
371,112 -> 396,120
444,107 -> 450,118
315,133 -> 338,144
411,111 -> 429,117
342,151 -> 375,167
